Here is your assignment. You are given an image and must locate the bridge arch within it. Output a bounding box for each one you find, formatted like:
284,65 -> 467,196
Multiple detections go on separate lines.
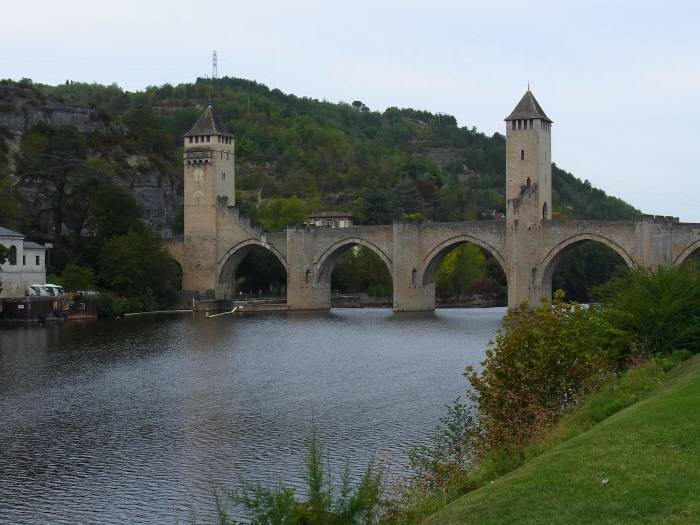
422,235 -> 507,287
216,239 -> 288,299
539,233 -> 635,300
673,239 -> 700,266
314,237 -> 393,284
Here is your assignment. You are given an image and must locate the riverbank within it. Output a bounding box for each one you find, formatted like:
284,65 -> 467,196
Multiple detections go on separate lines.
422,352 -> 700,524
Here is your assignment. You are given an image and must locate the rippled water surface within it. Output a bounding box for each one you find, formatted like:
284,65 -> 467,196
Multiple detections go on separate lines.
0,308 -> 504,524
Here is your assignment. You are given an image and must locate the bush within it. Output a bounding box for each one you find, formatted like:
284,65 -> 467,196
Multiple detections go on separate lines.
407,398 -> 477,492
212,426 -> 384,525
94,293 -> 129,318
465,292 -> 625,451
61,264 -> 95,292
595,266 -> 700,356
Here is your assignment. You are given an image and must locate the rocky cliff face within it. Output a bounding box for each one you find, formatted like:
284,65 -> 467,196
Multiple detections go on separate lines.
0,82 -> 115,135
0,81 -> 182,235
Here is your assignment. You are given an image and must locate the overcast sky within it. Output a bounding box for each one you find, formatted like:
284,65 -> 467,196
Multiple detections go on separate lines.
3,1 -> 699,220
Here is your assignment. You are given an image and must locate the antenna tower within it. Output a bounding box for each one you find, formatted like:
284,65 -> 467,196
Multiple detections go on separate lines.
212,50 -> 218,80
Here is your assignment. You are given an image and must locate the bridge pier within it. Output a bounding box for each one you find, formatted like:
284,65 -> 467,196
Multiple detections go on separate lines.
392,222 -> 436,311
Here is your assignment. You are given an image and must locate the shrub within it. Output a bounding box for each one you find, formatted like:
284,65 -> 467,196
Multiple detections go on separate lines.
213,426 -> 384,525
61,264 -> 95,292
94,293 -> 129,318
407,398 -> 477,492
466,292 -> 624,451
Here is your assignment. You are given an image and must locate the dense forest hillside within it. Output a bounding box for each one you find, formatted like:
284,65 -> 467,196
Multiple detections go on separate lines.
0,77 -> 641,305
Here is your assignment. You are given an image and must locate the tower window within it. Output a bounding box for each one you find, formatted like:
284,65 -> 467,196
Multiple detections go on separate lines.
23,255 -> 26,265
520,149 -> 525,160
206,135 -> 210,142
529,119 -> 533,129
543,202 -> 548,219
526,177 -> 531,188
512,120 -> 516,130
195,136 -> 199,143
222,172 -> 226,180
36,255 -> 40,265
188,137 -> 193,143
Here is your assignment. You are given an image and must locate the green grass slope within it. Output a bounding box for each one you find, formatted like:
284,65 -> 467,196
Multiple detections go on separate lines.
426,355 -> 700,525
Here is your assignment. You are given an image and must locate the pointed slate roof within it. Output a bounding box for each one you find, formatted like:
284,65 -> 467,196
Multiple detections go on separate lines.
505,90 -> 552,123
184,105 -> 233,137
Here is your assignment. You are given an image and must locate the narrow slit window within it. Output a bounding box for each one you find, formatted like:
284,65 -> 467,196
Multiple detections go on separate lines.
520,149 -> 525,160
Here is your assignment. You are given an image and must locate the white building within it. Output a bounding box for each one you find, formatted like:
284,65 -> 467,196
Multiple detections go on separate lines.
0,226 -> 48,298
307,212 -> 354,229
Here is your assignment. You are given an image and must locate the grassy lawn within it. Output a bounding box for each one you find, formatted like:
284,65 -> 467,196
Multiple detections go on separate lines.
425,355 -> 700,524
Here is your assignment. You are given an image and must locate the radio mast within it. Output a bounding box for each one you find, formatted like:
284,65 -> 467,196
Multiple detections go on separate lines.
212,50 -> 218,80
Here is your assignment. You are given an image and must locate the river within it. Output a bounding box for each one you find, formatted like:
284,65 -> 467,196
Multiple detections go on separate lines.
0,307 -> 504,524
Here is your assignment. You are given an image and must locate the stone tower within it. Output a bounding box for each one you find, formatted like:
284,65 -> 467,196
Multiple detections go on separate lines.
504,90 -> 553,305
182,105 -> 235,294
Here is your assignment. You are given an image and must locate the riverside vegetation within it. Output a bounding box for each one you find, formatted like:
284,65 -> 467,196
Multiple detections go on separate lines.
1,77 -> 637,308
205,265 -> 700,524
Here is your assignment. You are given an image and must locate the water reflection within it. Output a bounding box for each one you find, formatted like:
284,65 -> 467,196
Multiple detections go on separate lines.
0,308 -> 504,524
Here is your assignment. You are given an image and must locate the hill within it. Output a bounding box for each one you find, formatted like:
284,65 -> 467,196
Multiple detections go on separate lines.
425,354 -> 700,524
3,76 -> 639,232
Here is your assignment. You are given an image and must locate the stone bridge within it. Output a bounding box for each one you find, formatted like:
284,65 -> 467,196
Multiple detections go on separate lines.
166,92 -> 700,310
167,214 -> 700,310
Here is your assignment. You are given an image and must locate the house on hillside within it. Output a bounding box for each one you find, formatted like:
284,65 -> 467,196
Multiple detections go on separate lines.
307,211 -> 354,229
0,227 -> 48,298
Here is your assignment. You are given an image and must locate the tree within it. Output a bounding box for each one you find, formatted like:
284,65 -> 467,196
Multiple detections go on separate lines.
435,245 -> 486,298
357,180 -> 392,225
391,179 -> 419,217
16,122 -> 89,239
331,246 -> 392,297
255,196 -> 308,231
98,223 -> 180,306
235,248 -> 287,295
61,264 -> 95,292
0,245 -> 8,294
89,183 -> 142,239
595,266 -> 700,356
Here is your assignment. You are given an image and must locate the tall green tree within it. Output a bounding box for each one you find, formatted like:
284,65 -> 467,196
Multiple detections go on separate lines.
435,245 -> 486,298
0,245 -> 8,294
255,196 -> 308,231
98,223 -> 180,306
16,122 -> 89,239
358,180 -> 392,225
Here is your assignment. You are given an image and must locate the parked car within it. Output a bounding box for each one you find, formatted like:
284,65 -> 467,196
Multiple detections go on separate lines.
27,284 -> 64,297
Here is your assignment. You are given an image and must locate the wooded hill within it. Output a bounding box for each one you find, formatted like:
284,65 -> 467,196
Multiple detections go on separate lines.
26,76 -> 638,228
